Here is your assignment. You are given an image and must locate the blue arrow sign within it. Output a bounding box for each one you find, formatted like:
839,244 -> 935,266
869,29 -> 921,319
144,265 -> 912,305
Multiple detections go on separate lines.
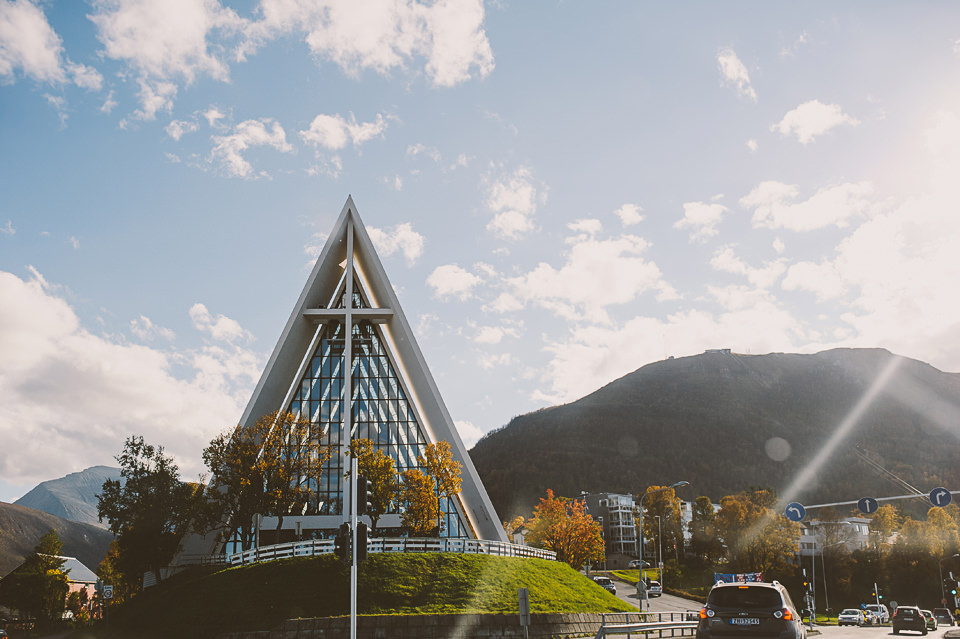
785,502 -> 806,522
930,487 -> 952,508
858,497 -> 879,514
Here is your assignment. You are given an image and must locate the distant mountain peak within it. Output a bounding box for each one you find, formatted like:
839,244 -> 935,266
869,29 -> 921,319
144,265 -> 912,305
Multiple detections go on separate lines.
15,466 -> 122,529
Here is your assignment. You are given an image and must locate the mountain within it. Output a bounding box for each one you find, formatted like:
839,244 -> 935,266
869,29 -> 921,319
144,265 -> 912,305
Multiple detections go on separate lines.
0,501 -> 114,577
15,465 -> 121,529
469,348 -> 960,520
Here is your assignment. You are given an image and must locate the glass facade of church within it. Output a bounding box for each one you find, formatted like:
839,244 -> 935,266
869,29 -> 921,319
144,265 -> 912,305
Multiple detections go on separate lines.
281,282 -> 470,537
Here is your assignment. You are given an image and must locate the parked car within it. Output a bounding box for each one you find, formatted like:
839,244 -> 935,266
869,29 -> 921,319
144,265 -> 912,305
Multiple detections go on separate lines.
933,608 -> 955,626
892,605 -> 927,635
628,559 -> 650,569
838,608 -> 868,627
695,581 -> 806,639
921,610 -> 937,632
647,580 -> 663,597
592,576 -> 617,595
865,603 -> 890,623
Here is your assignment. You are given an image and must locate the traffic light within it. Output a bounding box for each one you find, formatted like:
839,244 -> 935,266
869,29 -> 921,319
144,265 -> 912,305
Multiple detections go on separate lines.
357,476 -> 373,516
335,522 -> 351,562
946,579 -> 958,596
357,522 -> 369,564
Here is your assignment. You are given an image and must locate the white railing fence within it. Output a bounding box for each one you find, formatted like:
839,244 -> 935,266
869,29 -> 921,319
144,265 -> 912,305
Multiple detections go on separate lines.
227,536 -> 557,566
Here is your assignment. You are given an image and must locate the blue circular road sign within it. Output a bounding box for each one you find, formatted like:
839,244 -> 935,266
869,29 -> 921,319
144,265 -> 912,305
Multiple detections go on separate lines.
785,502 -> 806,522
930,487 -> 952,508
858,497 -> 879,514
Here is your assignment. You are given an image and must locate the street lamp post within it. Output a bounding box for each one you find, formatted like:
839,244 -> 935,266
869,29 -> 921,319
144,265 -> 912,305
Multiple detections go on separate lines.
636,481 -> 689,610
655,515 -> 663,584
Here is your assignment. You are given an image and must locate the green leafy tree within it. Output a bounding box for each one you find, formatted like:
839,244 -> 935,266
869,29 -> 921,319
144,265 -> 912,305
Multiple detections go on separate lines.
714,487 -> 801,578
98,435 -> 203,584
688,495 -> 722,564
641,485 -> 685,564
399,468 -> 439,536
0,530 -> 69,627
525,489 -> 604,569
96,539 -> 135,605
348,438 -> 400,534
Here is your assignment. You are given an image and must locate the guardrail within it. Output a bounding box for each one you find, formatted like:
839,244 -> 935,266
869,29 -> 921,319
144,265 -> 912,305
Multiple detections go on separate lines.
227,536 -> 557,566
594,611 -> 699,639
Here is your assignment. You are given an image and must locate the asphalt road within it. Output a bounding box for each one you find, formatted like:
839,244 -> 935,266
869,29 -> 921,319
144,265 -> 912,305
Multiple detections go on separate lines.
610,578 -> 703,614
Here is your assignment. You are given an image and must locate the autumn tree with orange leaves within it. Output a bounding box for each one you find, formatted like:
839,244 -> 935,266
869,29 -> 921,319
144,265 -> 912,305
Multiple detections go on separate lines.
525,489 -> 604,568
202,411 -> 333,549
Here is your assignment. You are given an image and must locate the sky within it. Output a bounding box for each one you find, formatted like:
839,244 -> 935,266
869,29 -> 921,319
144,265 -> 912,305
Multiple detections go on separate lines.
3,1 -> 960,503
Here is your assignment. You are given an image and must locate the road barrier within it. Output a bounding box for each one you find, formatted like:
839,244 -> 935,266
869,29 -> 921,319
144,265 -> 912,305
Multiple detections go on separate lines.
594,611 -> 699,638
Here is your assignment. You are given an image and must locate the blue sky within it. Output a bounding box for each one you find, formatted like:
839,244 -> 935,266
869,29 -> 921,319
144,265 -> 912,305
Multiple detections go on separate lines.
3,1 -> 960,503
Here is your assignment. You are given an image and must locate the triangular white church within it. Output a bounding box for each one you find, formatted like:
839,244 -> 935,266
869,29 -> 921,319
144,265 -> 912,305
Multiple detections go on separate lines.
198,197 -> 506,556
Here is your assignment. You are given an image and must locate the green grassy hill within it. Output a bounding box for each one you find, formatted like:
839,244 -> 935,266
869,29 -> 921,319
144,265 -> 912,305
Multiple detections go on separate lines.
77,554 -> 634,639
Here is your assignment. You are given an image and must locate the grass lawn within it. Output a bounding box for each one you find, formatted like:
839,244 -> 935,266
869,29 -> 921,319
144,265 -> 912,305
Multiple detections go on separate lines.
72,554 -> 635,639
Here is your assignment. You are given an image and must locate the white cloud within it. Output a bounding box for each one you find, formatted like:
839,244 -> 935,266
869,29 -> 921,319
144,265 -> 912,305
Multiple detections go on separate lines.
166,118 -> 199,140
407,143 -> 442,162
0,220 -> 13,235
533,303 -> 803,404
299,112 -> 389,151
90,0 -> 244,118
130,315 -> 176,342
717,47 -> 757,102
484,165 -> 545,240
739,180 -> 875,231
454,419 -> 484,448
0,0 -> 103,89
746,138 -> 758,152
100,91 -> 117,114
367,222 -> 425,266
245,0 -> 493,88
506,231 -> 677,324
68,236 -> 79,249
477,352 -> 511,370
781,261 -> 846,301
474,325 -> 517,345
427,264 -> 482,300
710,247 -> 786,289
614,203 -> 644,226
209,118 -> 293,178
771,100 -> 860,144
0,269 -> 260,488
674,200 -> 728,241
203,106 -> 227,128
567,218 -> 602,237
189,303 -> 253,343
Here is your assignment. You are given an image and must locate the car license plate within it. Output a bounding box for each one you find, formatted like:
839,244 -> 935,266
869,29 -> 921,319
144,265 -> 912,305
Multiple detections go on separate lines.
730,618 -> 760,625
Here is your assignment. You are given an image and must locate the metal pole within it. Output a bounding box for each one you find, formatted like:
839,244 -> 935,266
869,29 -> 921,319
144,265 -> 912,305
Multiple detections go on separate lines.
656,515 -> 662,585
351,455 -> 358,639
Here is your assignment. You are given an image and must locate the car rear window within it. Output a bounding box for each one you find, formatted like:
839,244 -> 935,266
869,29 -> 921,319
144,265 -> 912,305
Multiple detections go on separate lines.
708,586 -> 783,609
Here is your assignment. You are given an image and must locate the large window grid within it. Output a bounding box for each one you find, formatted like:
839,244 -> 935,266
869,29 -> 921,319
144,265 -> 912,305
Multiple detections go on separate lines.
283,280 -> 470,537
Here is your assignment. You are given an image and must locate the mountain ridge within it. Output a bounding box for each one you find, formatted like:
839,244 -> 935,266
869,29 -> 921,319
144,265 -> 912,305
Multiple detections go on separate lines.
469,348 -> 960,520
0,501 -> 114,577
14,465 -> 121,529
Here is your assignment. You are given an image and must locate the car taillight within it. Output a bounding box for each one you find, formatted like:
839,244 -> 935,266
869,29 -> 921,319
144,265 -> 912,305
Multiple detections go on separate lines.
780,608 -> 794,620
699,608 -> 708,619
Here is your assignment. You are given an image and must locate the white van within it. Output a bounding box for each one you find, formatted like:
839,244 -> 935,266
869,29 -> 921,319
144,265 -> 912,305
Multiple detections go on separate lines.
865,603 -> 890,624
